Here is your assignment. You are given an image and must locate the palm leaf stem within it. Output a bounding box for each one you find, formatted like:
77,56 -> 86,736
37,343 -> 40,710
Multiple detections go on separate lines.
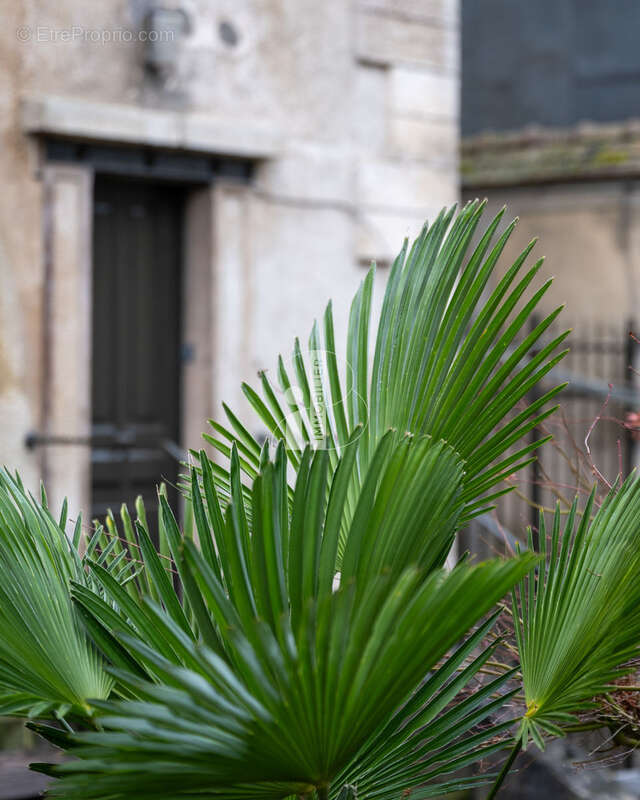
485,739 -> 522,799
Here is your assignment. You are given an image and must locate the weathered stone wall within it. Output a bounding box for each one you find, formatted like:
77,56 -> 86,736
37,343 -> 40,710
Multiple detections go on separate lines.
0,0 -> 459,511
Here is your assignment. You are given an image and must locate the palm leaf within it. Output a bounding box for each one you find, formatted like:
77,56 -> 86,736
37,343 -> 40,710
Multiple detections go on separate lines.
513,473 -> 640,748
0,469 -> 113,716
336,613 -> 518,798
192,202 -> 568,531
0,469 -> 189,716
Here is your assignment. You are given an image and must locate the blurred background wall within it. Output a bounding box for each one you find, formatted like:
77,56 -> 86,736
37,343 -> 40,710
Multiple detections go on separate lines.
461,0 -> 640,549
0,0 -> 459,525
462,0 -> 640,325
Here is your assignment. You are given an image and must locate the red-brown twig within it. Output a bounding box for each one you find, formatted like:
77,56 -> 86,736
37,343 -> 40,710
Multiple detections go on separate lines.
584,383 -> 614,489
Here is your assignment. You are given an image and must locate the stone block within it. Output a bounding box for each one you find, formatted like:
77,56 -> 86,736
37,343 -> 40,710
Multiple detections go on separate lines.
358,158 -> 457,211
355,8 -> 457,71
389,116 -> 458,162
357,0 -> 458,27
21,95 -> 283,158
390,66 -> 458,119
352,62 -> 389,153
356,210 -> 432,262
254,149 -> 355,206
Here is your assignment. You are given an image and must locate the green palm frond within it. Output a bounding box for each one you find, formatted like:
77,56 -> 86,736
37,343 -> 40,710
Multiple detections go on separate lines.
336,613 -> 519,799
51,435 -> 535,799
73,432 -> 466,682
194,201 -> 568,528
0,470 -> 113,717
0,471 -> 170,716
40,617 -> 518,800
513,473 -> 640,748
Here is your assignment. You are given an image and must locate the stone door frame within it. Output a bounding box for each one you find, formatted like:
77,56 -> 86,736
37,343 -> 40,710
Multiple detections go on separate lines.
34,138 -> 256,521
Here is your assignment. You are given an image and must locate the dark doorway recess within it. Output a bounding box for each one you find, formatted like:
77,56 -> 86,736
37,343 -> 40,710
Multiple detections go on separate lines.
91,176 -> 184,529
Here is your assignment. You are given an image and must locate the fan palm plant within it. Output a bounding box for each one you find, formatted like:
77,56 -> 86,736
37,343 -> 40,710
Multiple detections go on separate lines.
0,202 -> 639,800
0,471 -> 121,718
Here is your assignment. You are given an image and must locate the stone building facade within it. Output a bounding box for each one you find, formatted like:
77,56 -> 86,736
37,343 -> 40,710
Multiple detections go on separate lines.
0,1 -> 459,519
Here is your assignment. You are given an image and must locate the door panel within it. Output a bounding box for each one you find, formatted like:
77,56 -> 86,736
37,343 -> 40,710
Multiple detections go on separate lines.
91,177 -> 183,528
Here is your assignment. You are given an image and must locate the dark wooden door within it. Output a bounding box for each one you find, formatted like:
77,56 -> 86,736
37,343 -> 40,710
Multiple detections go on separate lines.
91,177 -> 183,529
